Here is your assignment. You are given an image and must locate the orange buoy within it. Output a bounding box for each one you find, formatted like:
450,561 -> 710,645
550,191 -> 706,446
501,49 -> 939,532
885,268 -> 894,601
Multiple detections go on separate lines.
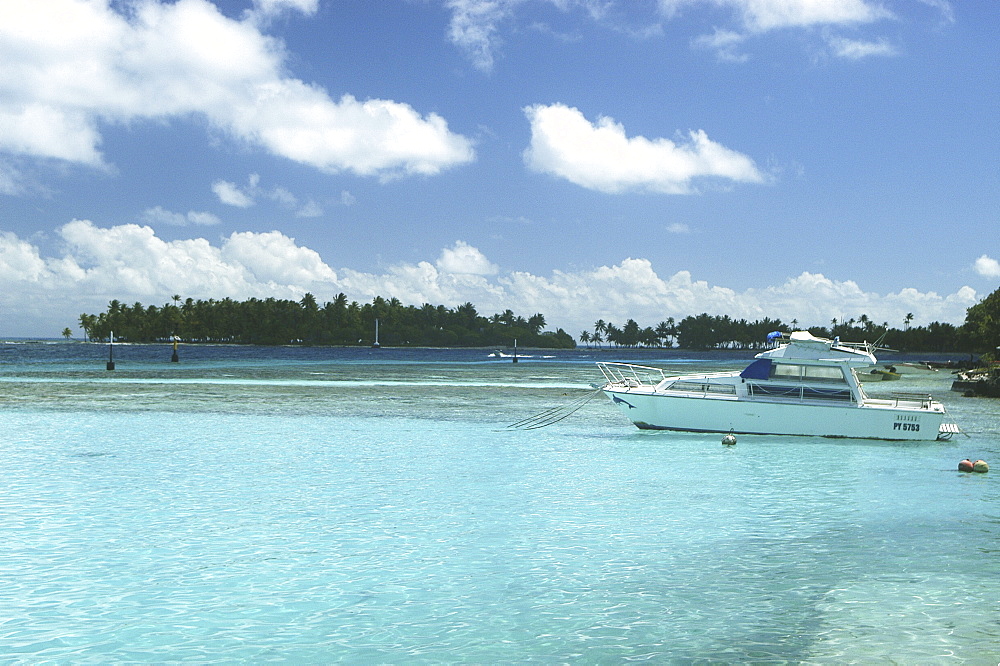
973,460 -> 989,473
958,459 -> 974,472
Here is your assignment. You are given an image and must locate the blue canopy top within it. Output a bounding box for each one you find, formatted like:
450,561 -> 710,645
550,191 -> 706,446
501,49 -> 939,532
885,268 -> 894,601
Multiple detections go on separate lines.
740,358 -> 772,380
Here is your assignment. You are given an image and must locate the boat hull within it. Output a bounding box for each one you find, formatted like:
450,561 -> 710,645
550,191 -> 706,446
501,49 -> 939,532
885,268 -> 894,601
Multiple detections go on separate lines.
603,389 -> 946,441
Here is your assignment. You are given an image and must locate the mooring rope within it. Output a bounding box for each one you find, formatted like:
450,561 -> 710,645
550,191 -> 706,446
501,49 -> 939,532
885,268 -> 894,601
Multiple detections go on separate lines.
506,388 -> 604,430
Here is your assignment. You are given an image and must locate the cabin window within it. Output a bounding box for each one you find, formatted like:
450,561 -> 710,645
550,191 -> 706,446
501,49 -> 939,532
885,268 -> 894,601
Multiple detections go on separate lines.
749,384 -> 853,402
665,381 -> 736,395
749,384 -> 801,398
803,366 -> 846,382
772,364 -> 797,378
770,363 -> 846,383
802,387 -> 853,401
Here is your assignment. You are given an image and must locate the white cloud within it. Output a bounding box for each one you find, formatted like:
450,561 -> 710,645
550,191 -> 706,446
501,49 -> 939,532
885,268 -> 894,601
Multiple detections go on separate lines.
221,230 -> 338,286
666,222 -> 691,234
692,28 -> 749,62
0,0 -> 474,177
250,91 -> 475,178
187,211 -> 222,226
679,1 -> 901,61
212,174 -> 324,217
660,0 -> 892,32
523,103 -> 765,193
0,223 -> 980,338
917,0 -> 954,24
269,187 -> 297,207
250,0 -> 319,20
0,230 -> 49,283
436,240 -> 499,275
0,160 -> 25,195
296,200 -> 323,218
974,254 -> 1000,279
445,0 -> 516,72
741,0 -> 891,32
445,0 -> 906,68
444,1 -> 660,71
826,36 -> 897,60
213,180 -> 255,207
141,206 -> 221,227
493,263 -> 979,337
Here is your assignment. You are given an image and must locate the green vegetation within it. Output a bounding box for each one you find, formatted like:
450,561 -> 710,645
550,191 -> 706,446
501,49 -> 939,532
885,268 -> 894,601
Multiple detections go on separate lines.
963,287 -> 1000,363
77,294 -> 575,348
76,284 -> 1000,354
580,284 -> 1000,353
582,314 -> 964,351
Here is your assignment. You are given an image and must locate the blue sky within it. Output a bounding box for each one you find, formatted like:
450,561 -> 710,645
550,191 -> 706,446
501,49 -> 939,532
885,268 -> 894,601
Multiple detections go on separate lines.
1,0 -> 997,339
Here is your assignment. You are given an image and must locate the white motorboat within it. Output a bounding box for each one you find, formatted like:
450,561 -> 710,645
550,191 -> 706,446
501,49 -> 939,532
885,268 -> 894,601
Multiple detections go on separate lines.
886,361 -> 938,373
598,331 -> 959,441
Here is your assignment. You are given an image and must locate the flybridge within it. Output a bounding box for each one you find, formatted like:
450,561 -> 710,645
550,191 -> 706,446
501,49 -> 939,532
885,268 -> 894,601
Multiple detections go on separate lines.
755,331 -> 878,367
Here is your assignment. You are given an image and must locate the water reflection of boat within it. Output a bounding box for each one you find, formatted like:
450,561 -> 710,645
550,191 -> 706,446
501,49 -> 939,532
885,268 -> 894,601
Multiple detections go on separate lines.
598,331 -> 958,440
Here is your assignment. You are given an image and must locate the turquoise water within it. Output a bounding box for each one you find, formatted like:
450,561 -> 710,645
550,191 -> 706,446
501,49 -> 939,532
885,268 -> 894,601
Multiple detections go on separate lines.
2,343 -> 998,662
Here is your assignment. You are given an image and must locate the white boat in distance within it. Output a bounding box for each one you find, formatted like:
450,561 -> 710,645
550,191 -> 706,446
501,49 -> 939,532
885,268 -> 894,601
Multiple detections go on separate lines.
598,331 -> 959,441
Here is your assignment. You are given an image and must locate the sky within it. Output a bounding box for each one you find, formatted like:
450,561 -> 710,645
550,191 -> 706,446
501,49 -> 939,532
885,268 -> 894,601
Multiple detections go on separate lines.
1,0 -> 997,340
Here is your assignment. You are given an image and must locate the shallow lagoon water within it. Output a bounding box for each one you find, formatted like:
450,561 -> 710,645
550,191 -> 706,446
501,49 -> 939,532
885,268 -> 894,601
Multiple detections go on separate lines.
1,343 -> 998,662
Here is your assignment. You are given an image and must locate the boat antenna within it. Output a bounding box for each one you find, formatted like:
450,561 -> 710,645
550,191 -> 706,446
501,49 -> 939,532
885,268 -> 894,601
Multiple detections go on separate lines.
871,330 -> 897,353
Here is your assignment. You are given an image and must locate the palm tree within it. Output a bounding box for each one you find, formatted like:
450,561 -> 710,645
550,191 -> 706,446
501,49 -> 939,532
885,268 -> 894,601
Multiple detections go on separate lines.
641,326 -> 658,348
579,330 -> 591,347
593,319 -> 606,342
77,313 -> 97,341
904,312 -> 914,330
604,323 -> 621,347
622,319 -> 641,347
456,302 -> 478,328
655,319 -> 674,347
300,292 -> 318,311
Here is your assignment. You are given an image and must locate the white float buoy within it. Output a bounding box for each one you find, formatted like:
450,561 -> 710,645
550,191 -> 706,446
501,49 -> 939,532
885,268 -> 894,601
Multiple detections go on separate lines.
722,430 -> 737,446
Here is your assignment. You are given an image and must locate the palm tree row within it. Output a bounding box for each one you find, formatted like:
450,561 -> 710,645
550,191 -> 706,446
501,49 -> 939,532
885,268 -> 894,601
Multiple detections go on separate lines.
580,309 -> 987,353
581,318 -> 677,349
76,294 -> 576,348
75,283 -> 1000,354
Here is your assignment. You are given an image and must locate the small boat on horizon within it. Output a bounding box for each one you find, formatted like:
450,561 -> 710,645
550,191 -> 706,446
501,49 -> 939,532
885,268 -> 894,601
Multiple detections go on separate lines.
888,362 -> 938,373
598,331 -> 959,441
